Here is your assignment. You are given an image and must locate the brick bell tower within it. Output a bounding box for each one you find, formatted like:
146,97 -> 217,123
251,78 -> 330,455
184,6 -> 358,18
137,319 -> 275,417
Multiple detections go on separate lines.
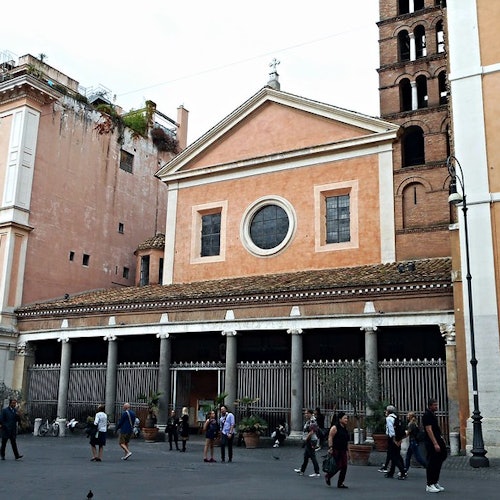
378,0 -> 450,260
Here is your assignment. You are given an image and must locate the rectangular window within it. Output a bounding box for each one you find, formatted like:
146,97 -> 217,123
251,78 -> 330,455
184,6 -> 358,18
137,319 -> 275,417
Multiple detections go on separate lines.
159,258 -> 164,284
122,267 -> 129,279
120,150 -> 134,173
314,180 -> 358,253
140,255 -> 150,286
69,251 -> 75,261
201,213 -> 221,257
191,201 -> 227,264
82,254 -> 90,266
118,222 -> 124,234
325,195 -> 350,244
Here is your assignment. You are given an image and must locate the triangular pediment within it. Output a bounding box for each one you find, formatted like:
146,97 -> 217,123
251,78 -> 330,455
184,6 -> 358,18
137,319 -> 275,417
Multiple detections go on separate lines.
156,87 -> 398,180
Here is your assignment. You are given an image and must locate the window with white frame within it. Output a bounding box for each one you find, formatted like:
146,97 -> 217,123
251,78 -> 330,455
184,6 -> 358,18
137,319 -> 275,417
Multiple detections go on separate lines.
241,196 -> 296,257
191,201 -> 227,263
314,181 -> 358,252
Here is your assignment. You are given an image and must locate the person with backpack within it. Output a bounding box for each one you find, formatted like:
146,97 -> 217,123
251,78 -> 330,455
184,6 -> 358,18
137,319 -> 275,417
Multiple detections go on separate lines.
294,409 -> 321,477
384,405 -> 407,480
405,411 -> 427,472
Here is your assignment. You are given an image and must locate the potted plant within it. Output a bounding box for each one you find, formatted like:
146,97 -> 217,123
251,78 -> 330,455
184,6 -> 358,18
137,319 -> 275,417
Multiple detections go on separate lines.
138,391 -> 161,442
237,414 -> 268,448
321,361 -> 373,465
366,400 -> 390,451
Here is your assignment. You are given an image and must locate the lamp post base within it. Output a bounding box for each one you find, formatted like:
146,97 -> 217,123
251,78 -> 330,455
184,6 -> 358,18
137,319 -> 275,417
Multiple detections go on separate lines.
469,453 -> 489,468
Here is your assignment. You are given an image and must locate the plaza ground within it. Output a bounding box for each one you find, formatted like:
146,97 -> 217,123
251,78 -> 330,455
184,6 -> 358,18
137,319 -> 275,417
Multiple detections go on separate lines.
1,433 -> 499,499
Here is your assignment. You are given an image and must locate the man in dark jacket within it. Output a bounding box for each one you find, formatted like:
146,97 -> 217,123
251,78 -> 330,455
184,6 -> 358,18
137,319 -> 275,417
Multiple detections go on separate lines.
0,398 -> 23,460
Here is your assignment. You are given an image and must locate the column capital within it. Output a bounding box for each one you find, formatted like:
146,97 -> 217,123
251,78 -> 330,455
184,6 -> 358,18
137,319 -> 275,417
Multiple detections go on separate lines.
222,330 -> 237,337
439,323 -> 456,344
16,341 -> 35,357
104,333 -> 117,342
156,332 -> 170,339
57,335 -> 70,343
360,326 -> 378,333
287,328 -> 303,335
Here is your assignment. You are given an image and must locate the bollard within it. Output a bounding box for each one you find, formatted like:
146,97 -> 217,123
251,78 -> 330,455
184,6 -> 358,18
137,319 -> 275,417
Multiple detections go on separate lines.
34,418 -> 42,436
449,431 -> 460,456
354,428 -> 365,444
57,418 -> 67,437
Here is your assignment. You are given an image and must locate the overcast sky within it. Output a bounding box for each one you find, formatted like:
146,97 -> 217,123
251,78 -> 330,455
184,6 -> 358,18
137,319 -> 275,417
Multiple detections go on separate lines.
2,1 -> 380,144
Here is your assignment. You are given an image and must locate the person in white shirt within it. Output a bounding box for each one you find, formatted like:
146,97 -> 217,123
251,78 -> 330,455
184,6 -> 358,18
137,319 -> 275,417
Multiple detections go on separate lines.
219,405 -> 235,462
90,404 -> 108,462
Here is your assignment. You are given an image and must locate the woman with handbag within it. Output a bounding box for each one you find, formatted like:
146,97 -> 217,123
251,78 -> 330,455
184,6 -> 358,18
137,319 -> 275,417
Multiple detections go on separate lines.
325,412 -> 350,488
203,410 -> 218,462
179,407 -> 190,452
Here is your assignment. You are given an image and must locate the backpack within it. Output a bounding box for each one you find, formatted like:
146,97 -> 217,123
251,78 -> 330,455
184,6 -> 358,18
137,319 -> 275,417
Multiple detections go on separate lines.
393,415 -> 406,441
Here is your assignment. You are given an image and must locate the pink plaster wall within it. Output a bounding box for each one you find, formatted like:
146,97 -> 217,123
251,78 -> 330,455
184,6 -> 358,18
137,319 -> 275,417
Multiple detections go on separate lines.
21,102 -> 169,303
186,102 -> 369,169
172,153 -> 381,283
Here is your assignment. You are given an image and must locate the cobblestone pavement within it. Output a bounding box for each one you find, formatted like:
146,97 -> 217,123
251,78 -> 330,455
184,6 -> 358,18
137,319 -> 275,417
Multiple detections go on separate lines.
1,434 -> 499,499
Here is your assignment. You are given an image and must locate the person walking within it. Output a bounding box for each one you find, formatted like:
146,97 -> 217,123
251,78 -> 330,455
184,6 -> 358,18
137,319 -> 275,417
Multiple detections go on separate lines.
423,398 -> 447,493
294,409 -> 320,477
179,407 -> 190,452
405,411 -> 427,472
115,402 -> 136,460
219,405 -> 235,462
0,398 -> 23,461
166,409 -> 180,451
203,410 -> 218,462
325,411 -> 349,488
384,405 -> 407,480
90,404 -> 108,462
314,407 -> 326,449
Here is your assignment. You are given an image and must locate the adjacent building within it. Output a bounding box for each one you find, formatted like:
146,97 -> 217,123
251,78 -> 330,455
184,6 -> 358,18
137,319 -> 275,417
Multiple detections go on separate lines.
447,0 -> 500,458
0,53 -> 187,385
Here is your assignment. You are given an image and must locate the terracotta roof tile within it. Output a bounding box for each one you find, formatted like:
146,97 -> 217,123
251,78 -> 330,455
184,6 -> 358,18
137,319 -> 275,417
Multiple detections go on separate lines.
16,257 -> 451,316
135,233 -> 165,251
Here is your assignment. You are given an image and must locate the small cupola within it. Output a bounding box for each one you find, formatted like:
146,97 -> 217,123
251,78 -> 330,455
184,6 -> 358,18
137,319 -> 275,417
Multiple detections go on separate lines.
134,233 -> 165,286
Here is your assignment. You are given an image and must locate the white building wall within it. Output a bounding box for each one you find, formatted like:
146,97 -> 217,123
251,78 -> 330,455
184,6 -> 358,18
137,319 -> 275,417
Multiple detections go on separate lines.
447,0 -> 500,458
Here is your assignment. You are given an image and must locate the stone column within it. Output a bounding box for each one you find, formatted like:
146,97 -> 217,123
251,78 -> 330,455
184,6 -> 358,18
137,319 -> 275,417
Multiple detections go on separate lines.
411,80 -> 418,110
363,326 -> 379,403
288,328 -> 304,438
56,336 -> 71,419
104,334 -> 118,422
440,323 -> 460,454
222,330 -> 237,410
13,341 -> 36,396
362,326 -> 379,443
157,332 -> 171,425
409,32 -> 416,61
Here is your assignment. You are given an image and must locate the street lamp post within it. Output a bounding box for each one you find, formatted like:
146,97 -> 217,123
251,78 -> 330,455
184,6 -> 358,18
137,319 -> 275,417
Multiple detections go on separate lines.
447,155 -> 489,468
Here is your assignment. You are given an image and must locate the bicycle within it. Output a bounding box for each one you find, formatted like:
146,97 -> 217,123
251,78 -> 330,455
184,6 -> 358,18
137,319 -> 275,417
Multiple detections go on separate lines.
39,418 -> 60,437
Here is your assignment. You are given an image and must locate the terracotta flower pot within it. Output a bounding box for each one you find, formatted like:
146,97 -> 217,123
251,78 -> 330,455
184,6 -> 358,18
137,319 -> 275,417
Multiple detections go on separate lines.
242,432 -> 260,449
348,443 -> 372,465
372,433 -> 388,452
141,426 -> 159,442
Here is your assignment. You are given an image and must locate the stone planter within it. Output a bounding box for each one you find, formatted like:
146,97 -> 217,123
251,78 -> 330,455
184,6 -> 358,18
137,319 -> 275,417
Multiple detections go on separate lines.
142,426 -> 159,442
372,433 -> 388,452
242,432 -> 260,448
348,443 -> 372,465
